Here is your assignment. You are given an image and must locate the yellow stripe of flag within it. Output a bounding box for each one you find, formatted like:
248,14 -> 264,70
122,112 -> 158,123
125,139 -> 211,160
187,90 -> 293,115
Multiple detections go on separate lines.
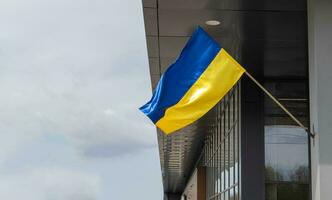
156,49 -> 245,134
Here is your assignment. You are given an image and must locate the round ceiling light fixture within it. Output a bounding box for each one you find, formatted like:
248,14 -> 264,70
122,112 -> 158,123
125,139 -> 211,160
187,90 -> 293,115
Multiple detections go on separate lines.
205,20 -> 221,26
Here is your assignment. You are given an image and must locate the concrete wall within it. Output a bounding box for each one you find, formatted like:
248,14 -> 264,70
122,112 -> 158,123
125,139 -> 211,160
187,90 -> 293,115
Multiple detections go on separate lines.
308,0 -> 332,199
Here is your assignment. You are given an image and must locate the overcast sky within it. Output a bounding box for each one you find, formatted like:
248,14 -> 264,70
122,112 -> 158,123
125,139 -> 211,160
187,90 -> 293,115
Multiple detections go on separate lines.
0,0 -> 162,199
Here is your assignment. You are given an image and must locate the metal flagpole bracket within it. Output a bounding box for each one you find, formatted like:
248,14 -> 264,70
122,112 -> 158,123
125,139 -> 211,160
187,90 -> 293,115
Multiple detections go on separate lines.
305,127 -> 316,138
244,71 -> 316,139
310,124 -> 317,139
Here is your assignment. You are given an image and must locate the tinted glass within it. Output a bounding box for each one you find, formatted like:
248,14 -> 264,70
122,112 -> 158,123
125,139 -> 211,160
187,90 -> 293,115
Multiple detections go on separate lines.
203,84 -> 240,200
264,80 -> 310,200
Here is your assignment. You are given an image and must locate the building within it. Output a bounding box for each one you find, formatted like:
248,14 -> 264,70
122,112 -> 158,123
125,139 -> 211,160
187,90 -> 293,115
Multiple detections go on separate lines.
141,0 -> 332,199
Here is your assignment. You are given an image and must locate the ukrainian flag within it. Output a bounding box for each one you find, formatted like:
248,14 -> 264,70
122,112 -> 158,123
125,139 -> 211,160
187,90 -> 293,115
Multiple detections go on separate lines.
140,27 -> 246,134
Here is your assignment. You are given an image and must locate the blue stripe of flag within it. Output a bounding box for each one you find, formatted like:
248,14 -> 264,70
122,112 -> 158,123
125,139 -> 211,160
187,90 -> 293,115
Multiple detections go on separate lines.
139,27 -> 221,123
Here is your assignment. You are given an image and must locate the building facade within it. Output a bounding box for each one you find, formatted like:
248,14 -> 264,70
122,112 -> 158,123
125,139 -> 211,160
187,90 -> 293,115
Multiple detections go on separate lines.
141,0 -> 332,199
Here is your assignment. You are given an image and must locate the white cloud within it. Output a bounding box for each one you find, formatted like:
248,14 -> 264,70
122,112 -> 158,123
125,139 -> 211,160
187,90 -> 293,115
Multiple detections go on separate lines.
0,168 -> 102,200
0,0 -> 162,199
0,0 -> 155,161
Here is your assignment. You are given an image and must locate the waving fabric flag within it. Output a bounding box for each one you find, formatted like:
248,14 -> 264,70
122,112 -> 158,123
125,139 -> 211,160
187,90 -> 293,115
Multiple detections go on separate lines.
140,27 -> 246,134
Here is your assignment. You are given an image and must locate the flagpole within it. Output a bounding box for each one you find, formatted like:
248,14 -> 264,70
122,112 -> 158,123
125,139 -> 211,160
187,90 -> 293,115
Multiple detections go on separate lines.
244,71 -> 315,138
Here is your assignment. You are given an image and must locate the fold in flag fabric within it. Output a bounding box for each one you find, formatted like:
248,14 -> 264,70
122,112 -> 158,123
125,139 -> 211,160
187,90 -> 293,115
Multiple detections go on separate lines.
140,27 -> 246,134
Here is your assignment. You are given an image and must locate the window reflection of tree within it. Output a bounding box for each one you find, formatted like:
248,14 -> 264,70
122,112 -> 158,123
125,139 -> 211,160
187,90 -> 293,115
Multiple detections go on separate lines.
265,126 -> 309,200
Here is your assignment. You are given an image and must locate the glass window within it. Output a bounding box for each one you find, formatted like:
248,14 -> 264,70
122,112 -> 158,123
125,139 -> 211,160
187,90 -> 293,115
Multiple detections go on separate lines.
203,84 -> 240,200
264,80 -> 310,200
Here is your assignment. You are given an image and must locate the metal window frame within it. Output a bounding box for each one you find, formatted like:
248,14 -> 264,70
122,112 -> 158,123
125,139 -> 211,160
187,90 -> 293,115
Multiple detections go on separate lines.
202,83 -> 241,200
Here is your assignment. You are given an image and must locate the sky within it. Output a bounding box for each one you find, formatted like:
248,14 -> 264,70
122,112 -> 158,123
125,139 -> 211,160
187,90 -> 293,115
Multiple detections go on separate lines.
0,0 -> 162,199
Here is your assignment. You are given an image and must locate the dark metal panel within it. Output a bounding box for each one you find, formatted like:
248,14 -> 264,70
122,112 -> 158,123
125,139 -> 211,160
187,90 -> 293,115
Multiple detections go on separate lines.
160,57 -> 175,74
263,40 -> 308,77
158,9 -> 306,41
158,0 -> 306,11
150,74 -> 160,90
159,37 -> 188,58
142,0 -> 157,8
241,77 -> 265,200
143,8 -> 158,36
158,9 -> 234,37
146,36 -> 159,58
158,39 -> 307,78
148,58 -> 160,76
